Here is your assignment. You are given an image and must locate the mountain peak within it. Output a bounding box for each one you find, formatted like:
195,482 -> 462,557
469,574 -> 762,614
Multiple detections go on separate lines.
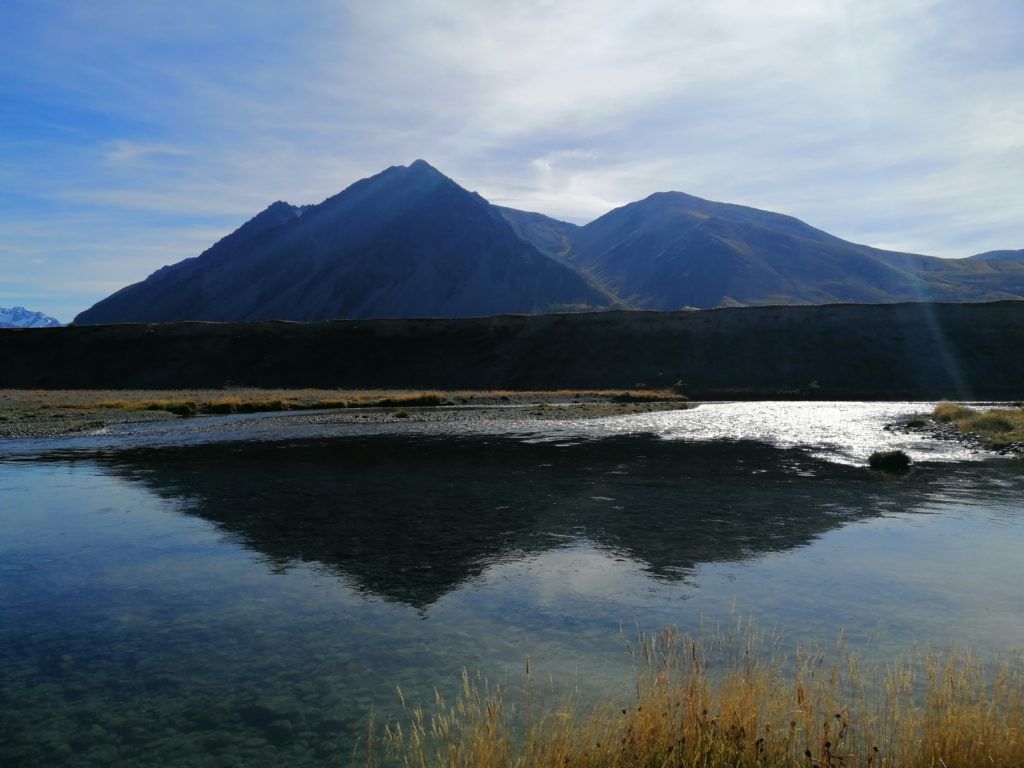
401,158 -> 450,181
72,160 -> 1024,325
0,306 -> 63,328
74,160 -> 614,324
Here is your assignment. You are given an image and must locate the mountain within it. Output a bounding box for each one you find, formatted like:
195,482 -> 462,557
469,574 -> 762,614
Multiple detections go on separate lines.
970,249 -> 1024,262
75,161 -> 614,324
535,192 -> 1024,309
0,307 -> 62,328
76,162 -> 1024,324
496,206 -> 579,260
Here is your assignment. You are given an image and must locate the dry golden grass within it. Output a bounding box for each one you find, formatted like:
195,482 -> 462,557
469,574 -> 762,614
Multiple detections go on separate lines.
932,403 -> 1024,446
370,624 -> 1024,768
932,403 -> 975,423
0,388 -> 687,418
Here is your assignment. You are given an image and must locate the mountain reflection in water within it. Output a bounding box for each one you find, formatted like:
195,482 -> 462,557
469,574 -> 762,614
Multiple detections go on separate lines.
97,435 -> 932,608
4,432 -> 1024,768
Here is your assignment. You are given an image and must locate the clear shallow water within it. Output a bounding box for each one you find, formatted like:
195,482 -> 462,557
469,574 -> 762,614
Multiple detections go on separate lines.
1,403 -> 1022,766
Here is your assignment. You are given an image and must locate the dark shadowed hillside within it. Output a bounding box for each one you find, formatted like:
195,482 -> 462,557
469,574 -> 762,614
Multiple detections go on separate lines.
557,192 -> 1024,309
75,161 -> 614,324
8,302 -> 1024,399
75,162 -> 1024,325
970,249 -> 1024,262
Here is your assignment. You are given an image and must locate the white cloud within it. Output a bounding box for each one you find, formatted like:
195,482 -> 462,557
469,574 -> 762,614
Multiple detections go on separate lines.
4,0 -> 1024,313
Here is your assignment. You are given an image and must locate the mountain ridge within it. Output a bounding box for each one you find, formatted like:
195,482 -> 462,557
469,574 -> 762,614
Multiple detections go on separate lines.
75,161 -> 1024,324
76,161 -> 615,324
970,249 -> 1024,262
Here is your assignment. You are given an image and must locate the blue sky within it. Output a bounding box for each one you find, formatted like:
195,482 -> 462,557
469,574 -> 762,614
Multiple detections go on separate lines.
2,0 -> 1023,321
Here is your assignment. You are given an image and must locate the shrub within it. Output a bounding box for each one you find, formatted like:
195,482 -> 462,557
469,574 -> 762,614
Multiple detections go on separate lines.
141,401 -> 198,417
202,398 -> 241,415
310,399 -> 350,410
869,449 -> 911,473
376,392 -> 451,408
612,390 -> 686,403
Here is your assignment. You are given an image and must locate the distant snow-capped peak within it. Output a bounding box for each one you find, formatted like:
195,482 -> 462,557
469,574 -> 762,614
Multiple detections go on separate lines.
0,306 -> 63,328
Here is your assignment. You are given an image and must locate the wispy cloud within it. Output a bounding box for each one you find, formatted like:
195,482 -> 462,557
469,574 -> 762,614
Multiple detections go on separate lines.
2,0 -> 1023,317
103,140 -> 192,166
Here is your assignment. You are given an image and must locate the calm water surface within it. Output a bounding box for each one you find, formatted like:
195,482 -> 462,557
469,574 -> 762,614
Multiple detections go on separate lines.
1,402 -> 1022,766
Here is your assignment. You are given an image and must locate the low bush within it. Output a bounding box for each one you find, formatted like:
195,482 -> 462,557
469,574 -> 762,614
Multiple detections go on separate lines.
375,392 -> 452,408
869,449 -> 911,473
138,400 -> 198,417
612,390 -> 687,403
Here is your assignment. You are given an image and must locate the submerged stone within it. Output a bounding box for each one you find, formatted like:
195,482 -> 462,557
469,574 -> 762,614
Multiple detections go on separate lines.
266,719 -> 293,745
238,702 -> 283,729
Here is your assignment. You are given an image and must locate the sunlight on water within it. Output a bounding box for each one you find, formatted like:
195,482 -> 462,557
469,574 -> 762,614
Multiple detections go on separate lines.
592,401 -> 987,465
2,401 -> 993,468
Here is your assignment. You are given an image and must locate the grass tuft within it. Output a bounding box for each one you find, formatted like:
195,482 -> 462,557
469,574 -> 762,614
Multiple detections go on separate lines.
371,625 -> 1024,768
932,403 -> 1024,447
933,402 -> 974,423
960,412 -> 1015,434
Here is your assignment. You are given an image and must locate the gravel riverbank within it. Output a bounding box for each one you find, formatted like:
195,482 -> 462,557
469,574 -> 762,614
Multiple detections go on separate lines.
0,389 -> 688,441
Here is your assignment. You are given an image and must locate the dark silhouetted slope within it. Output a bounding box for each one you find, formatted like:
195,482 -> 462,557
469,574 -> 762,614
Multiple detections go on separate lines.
7,302 -> 1024,400
75,163 -> 1024,322
565,192 -> 1024,309
75,161 -> 614,324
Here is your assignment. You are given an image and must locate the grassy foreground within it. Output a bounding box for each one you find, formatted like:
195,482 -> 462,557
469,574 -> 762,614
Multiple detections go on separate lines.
932,402 -> 1024,448
367,626 -> 1024,768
